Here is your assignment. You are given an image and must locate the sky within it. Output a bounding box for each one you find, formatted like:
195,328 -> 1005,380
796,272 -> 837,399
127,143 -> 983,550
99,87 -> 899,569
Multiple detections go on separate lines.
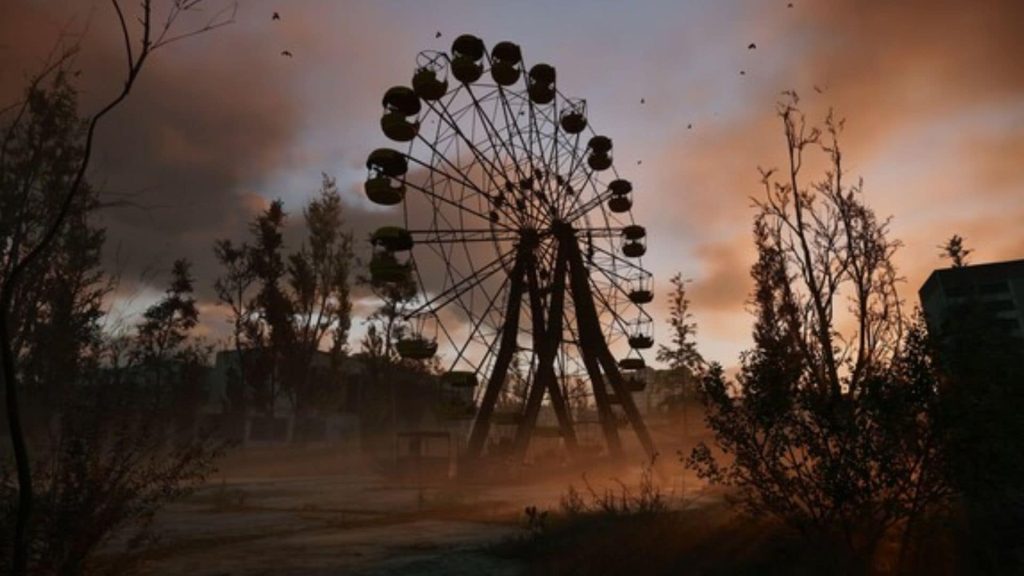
2,0 -> 1023,369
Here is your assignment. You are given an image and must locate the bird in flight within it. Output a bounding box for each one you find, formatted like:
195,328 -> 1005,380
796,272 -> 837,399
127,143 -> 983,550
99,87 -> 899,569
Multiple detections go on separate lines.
748,43 -> 757,50
281,50 -> 293,58
740,70 -> 746,76
788,2 -> 793,6
687,123 -> 693,130
640,98 -> 646,104
636,160 -> 643,165
435,31 -> 442,39
272,12 -> 280,20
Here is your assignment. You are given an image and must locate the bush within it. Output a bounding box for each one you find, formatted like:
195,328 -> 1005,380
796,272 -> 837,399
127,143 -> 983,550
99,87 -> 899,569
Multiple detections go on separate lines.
0,382 -> 225,575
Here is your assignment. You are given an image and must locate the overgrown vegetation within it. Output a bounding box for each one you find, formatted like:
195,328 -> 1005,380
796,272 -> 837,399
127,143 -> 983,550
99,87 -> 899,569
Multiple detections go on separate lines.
687,95 -> 950,572
212,176 -> 354,436
1,3 -> 234,573
500,97 -> 1023,576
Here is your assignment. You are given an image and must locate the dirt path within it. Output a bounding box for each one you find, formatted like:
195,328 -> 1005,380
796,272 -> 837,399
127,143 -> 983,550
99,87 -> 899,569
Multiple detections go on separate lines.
137,471 -> 562,575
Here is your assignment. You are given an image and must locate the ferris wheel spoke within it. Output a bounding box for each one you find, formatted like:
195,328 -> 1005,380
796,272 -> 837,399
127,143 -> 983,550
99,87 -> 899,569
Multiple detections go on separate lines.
491,87 -> 555,226
407,228 -> 520,244
444,271 -> 511,373
399,176 -> 518,232
587,242 -> 647,278
563,171 -> 609,222
464,84 -> 532,188
423,99 -> 521,211
403,244 -> 515,318
405,141 -> 526,229
552,131 -> 584,218
529,103 -> 562,212
589,267 -> 654,325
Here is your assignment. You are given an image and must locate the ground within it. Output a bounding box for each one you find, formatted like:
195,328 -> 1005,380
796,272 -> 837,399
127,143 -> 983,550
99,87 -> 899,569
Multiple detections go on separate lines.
136,445 -> 694,576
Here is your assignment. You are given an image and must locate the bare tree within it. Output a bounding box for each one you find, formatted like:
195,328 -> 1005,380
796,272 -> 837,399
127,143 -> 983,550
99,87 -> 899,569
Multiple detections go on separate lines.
0,2 -> 233,573
689,95 -> 950,569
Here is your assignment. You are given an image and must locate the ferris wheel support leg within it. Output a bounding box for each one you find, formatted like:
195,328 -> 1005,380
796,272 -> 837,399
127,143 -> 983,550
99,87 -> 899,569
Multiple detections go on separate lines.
579,349 -> 623,459
565,239 -> 658,463
513,246 -> 571,462
465,257 -> 527,462
523,260 -> 579,459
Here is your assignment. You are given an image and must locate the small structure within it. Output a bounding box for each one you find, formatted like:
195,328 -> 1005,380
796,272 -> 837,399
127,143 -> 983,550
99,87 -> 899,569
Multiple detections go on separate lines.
395,431 -> 453,480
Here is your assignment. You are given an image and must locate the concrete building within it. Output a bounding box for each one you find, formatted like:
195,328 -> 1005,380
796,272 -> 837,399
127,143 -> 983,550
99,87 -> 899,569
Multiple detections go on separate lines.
202,349 -> 362,446
919,258 -> 1024,345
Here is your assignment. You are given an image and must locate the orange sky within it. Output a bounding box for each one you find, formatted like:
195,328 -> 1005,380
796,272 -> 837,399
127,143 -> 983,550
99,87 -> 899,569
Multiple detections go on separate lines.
2,0 -> 1022,368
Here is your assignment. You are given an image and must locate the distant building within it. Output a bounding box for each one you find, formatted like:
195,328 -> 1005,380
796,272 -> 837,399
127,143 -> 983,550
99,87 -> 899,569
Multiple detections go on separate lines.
919,258 -> 1024,345
202,349 -> 362,446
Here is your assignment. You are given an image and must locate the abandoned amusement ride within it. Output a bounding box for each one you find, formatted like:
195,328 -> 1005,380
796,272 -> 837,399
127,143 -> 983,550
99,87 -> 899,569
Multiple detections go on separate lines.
365,34 -> 657,466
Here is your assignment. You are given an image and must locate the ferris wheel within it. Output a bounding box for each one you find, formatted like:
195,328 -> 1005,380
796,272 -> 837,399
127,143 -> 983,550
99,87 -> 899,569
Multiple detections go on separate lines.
365,34 -> 655,462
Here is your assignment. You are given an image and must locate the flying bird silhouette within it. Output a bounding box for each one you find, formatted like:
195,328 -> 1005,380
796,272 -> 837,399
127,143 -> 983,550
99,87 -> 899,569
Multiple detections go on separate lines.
281,50 -> 293,58
740,70 -> 746,76
636,160 -> 642,165
787,2 -> 793,6
687,123 -> 693,130
640,98 -> 645,104
748,43 -> 757,50
814,84 -> 824,93
435,31 -> 442,39
272,12 -> 280,20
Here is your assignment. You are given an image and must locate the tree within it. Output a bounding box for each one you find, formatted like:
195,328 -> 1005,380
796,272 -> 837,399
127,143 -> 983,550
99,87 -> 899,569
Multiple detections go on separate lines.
285,175 -> 353,419
360,253 -> 418,364
213,181 -> 355,430
212,238 -> 257,431
689,95 -> 950,570
655,274 -> 704,425
0,4 -> 232,571
1,273 -> 224,574
938,234 -> 972,268
247,200 -> 295,417
132,259 -> 209,434
356,243 -> 422,436
133,260 -> 200,370
0,73 -> 109,430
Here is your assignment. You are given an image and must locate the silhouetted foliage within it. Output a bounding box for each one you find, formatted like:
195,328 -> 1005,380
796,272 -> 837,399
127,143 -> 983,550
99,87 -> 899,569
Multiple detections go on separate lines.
285,175 -> 354,416
1,259 -> 225,575
938,234 -> 972,268
130,259 -> 210,435
0,3 -> 234,572
689,96 -> 950,570
0,71 -> 108,432
212,177 -> 354,427
0,380 -> 223,575
655,274 -> 704,416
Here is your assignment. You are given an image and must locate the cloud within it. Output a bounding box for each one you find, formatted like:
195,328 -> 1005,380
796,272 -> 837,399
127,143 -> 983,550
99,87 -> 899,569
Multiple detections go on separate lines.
5,0 -> 1024,365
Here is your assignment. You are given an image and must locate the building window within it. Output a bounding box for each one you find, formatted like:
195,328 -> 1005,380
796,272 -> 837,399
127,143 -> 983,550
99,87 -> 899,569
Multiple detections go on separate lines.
995,317 -> 1020,332
984,299 -> 1017,313
945,284 -> 970,298
979,281 -> 1010,295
